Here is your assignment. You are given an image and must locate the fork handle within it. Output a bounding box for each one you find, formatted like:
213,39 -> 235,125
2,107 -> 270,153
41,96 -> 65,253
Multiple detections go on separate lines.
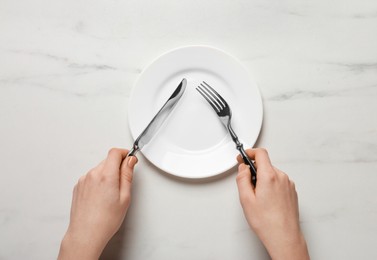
238,146 -> 257,187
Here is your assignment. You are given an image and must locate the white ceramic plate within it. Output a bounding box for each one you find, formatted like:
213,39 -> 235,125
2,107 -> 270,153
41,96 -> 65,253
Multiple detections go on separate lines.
128,46 -> 263,178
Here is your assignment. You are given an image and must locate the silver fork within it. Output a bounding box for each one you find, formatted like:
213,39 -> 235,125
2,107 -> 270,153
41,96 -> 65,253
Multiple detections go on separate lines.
196,81 -> 257,186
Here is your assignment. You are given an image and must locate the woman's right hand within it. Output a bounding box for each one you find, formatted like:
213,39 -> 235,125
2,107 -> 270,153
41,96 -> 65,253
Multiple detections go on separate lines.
236,148 -> 309,260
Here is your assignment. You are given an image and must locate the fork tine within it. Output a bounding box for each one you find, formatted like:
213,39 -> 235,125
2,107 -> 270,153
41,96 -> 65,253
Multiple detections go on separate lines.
199,83 -> 224,110
196,86 -> 221,112
202,81 -> 227,108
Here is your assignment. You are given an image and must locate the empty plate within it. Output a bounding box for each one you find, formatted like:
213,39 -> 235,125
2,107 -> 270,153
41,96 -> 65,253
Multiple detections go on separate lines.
128,46 -> 263,178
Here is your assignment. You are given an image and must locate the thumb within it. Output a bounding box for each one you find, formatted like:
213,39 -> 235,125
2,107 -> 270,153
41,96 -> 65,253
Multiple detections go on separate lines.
236,163 -> 255,206
120,155 -> 138,202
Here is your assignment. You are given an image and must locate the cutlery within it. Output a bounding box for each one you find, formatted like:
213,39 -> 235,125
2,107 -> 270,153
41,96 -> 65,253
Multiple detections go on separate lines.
128,78 -> 187,156
196,81 -> 257,186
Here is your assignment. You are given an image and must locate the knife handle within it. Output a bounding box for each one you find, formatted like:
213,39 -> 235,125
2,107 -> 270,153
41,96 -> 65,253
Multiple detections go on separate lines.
128,145 -> 139,157
238,147 -> 257,187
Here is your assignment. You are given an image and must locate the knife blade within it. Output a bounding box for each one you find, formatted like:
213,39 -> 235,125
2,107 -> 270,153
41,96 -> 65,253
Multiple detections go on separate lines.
128,78 -> 187,156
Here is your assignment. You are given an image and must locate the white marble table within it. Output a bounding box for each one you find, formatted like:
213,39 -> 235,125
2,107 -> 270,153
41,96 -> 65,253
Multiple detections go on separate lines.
1,0 -> 377,259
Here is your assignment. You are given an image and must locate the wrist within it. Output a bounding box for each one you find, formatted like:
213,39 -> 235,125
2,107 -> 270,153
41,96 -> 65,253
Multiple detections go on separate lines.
263,231 -> 309,260
58,231 -> 106,260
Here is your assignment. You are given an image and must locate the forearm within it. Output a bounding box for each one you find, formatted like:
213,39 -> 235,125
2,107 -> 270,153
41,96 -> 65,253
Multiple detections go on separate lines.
263,231 -> 310,260
58,232 -> 104,260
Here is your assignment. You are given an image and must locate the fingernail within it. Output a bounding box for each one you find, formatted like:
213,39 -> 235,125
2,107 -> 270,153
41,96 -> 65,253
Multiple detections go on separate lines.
239,163 -> 249,172
127,156 -> 137,168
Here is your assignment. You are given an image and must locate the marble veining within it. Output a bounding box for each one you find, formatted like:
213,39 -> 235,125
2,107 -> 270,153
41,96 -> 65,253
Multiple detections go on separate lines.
1,0 -> 377,259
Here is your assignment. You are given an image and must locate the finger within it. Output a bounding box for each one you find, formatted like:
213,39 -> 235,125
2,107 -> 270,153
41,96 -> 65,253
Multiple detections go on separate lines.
244,148 -> 273,172
237,154 -> 255,164
237,154 -> 242,163
237,154 -> 258,170
237,148 -> 256,162
104,148 -> 129,178
120,155 -> 138,203
236,163 -> 255,206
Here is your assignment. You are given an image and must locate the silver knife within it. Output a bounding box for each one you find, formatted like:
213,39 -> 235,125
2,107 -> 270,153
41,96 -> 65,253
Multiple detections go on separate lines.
128,78 -> 187,156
